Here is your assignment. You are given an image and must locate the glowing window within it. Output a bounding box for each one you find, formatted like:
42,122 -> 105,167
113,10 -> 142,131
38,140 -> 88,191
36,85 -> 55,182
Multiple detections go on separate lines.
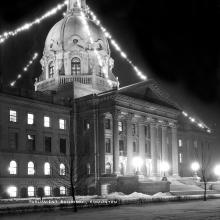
59,119 -> 66,130
28,186 -> 35,197
60,163 -> 66,176
71,57 -> 81,75
9,160 -> 17,175
27,113 -> 34,125
178,139 -> 183,147
105,163 -> 111,174
10,110 -> 17,122
28,161 -> 35,175
44,162 -> 51,175
44,186 -> 51,196
179,153 -> 183,163
7,186 -> 17,198
44,116 -> 50,128
48,62 -> 54,78
60,186 -> 66,195
118,121 -> 123,132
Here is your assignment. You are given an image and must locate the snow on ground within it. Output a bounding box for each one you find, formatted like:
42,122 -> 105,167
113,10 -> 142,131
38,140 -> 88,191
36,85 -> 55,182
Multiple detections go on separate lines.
2,199 -> 220,220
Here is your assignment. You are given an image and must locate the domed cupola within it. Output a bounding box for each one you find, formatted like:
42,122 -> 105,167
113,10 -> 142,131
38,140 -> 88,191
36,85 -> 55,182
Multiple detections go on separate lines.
35,0 -> 119,98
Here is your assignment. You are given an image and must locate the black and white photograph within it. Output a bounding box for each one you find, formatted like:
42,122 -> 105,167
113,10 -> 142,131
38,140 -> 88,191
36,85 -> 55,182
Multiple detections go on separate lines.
0,0 -> 220,219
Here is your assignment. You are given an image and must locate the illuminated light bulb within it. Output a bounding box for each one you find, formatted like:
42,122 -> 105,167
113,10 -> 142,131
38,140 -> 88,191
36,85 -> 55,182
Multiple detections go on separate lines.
182,111 -> 188,117
121,52 -> 127,59
10,82 -> 15,87
190,118 -> 195,122
17,74 -> 22,79
23,67 -> 27,72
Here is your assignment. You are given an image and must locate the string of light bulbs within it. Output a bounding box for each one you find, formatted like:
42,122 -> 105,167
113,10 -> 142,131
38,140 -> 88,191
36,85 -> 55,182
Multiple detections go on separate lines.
0,1 -> 68,44
182,111 -> 211,133
79,7 -> 113,87
86,7 -> 147,82
10,53 -> 39,87
0,0 -> 211,133
86,7 -> 211,133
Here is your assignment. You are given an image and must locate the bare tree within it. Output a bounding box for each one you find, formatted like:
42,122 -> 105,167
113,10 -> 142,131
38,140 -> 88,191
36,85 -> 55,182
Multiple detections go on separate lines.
195,141 -> 212,201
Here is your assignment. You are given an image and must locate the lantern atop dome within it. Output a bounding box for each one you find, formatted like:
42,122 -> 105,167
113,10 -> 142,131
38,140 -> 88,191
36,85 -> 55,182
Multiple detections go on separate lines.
67,0 -> 86,11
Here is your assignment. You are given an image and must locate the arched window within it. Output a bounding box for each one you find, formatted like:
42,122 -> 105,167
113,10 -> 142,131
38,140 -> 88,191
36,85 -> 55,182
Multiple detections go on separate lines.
9,160 -> 17,175
60,163 -> 65,176
48,62 -> 54,78
44,162 -> 51,175
71,57 -> 81,75
105,163 -> 111,174
28,186 -> 35,197
60,186 -> 66,195
7,186 -> 17,198
28,161 -> 35,175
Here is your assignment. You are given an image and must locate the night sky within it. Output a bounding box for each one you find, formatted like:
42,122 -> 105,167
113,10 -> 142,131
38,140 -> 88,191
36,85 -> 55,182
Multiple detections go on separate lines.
0,0 -> 220,144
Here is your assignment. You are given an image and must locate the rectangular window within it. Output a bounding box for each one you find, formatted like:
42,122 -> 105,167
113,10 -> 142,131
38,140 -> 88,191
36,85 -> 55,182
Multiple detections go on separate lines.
105,138 -> 111,153
118,121 -> 123,132
84,120 -> 90,130
27,113 -> 34,125
132,124 -> 136,135
179,153 -> 183,163
59,119 -> 66,130
60,138 -> 66,154
10,110 -> 17,122
105,119 -> 111,130
133,142 -> 138,153
145,141 -> 151,156
9,132 -> 18,149
44,116 -> 50,128
45,137 -> 52,153
145,125 -> 151,139
119,140 -> 126,156
178,139 -> 183,147
194,140 -> 198,148
27,135 -> 36,151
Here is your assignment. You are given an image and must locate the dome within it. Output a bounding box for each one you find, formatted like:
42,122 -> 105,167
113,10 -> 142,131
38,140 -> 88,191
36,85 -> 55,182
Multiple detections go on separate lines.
44,14 -> 110,53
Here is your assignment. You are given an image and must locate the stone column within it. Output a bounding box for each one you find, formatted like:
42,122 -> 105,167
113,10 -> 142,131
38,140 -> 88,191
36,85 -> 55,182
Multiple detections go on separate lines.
139,123 -> 145,173
126,114 -> 133,175
99,114 -> 105,175
161,126 -> 168,162
171,125 -> 179,177
150,123 -> 158,177
112,110 -> 120,175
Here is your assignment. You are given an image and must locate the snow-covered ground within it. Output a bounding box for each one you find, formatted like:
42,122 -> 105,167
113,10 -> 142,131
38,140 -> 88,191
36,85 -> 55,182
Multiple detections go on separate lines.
1,199 -> 220,220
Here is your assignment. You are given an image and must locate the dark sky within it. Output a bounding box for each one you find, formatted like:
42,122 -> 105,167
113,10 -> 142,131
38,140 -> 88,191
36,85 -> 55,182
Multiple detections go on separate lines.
0,0 -> 220,140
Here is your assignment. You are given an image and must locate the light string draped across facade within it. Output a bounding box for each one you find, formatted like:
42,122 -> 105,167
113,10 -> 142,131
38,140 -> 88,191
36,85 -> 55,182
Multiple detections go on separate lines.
1,0 -> 212,133
79,8 -> 113,87
10,53 -> 39,87
0,1 -> 68,44
86,6 -> 212,134
86,7 -> 147,82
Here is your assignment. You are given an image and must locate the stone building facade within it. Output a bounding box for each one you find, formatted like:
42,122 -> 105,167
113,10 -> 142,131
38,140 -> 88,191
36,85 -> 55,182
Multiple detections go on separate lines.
0,0 -> 213,198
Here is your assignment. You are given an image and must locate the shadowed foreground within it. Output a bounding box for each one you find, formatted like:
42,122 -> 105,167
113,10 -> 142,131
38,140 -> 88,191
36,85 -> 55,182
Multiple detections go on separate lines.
1,199 -> 220,220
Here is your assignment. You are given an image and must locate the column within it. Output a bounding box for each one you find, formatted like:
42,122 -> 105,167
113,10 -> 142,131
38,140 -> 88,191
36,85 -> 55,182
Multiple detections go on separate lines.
162,126 -> 168,162
139,123 -> 145,174
112,110 -> 120,175
98,114 -> 105,175
126,114 -> 133,175
150,123 -> 158,177
172,125 -> 179,177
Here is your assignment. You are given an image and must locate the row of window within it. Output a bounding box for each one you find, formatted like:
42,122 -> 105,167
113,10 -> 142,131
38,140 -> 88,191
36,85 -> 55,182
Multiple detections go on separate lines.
105,119 -> 151,137
105,138 -> 151,155
48,57 -> 81,78
9,132 -> 67,154
8,161 -> 66,176
7,186 -> 67,198
9,110 -> 67,129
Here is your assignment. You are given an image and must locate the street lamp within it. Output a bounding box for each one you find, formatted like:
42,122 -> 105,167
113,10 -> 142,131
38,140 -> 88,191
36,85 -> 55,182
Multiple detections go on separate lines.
132,157 -> 143,175
214,165 -> 220,181
191,162 -> 200,180
161,161 -> 170,181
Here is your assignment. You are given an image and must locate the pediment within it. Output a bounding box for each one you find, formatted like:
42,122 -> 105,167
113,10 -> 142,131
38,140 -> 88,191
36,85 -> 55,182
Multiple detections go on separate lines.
118,80 -> 181,110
